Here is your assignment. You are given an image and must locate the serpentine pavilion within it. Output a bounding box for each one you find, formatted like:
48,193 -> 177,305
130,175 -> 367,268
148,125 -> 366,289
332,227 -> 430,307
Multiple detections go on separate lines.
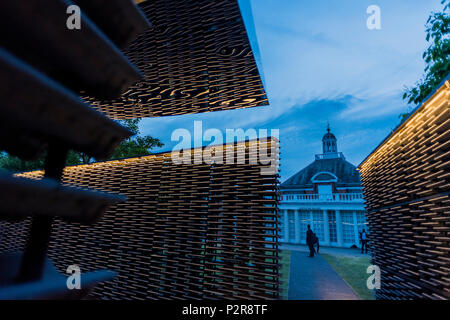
280,126 -> 367,248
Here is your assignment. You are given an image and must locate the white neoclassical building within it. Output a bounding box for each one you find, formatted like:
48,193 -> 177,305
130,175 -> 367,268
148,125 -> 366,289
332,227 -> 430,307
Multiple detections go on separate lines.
280,127 -> 367,248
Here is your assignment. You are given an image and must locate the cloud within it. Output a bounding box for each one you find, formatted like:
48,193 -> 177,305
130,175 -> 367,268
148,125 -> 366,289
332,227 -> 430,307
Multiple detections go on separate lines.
139,0 -> 444,181
260,97 -> 404,181
337,92 -> 406,120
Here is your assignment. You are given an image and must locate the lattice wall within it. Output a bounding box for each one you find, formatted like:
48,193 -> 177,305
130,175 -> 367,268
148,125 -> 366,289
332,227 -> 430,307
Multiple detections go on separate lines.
85,0 -> 268,119
0,139 -> 280,300
358,79 -> 450,300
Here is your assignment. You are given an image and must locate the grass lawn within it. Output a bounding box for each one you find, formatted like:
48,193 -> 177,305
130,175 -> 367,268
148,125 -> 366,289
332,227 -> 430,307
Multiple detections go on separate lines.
322,253 -> 375,300
279,250 -> 291,299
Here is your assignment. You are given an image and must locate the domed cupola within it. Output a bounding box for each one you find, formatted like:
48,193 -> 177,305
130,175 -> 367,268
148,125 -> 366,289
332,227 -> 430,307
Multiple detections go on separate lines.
322,124 -> 337,154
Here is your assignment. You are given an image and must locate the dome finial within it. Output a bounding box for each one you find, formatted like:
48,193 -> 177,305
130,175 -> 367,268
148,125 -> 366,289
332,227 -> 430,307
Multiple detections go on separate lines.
322,123 -> 337,154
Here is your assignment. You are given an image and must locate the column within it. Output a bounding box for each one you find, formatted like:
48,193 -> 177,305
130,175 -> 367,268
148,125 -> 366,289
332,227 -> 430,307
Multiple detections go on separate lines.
323,210 -> 330,246
335,210 -> 343,247
353,211 -> 359,247
294,210 -> 300,243
283,210 -> 289,242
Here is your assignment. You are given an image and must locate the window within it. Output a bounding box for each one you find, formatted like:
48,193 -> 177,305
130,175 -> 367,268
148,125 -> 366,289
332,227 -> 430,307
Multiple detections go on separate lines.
312,211 -> 324,242
327,211 -> 337,243
341,211 -> 355,244
356,211 -> 367,233
299,211 -> 310,241
280,210 -> 286,239
318,184 -> 332,194
288,210 -> 295,242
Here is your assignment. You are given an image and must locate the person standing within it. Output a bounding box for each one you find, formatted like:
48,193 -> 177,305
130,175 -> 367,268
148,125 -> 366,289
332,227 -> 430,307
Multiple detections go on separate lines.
360,229 -> 368,254
306,225 -> 315,257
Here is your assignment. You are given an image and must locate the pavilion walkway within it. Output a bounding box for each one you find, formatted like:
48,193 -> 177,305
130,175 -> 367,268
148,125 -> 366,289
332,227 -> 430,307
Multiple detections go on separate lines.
287,250 -> 360,300
281,243 -> 370,258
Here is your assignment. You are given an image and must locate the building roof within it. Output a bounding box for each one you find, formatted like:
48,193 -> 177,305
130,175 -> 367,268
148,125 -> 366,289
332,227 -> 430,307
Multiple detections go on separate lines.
281,157 -> 361,189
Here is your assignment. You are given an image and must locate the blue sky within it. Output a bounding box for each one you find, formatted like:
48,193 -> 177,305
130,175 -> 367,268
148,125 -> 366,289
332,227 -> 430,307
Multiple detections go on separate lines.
140,0 -> 444,182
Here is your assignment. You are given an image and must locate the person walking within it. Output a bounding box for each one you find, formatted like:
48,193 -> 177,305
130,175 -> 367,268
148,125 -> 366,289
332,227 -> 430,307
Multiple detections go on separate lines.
360,228 -> 368,254
314,232 -> 319,254
306,225 -> 315,257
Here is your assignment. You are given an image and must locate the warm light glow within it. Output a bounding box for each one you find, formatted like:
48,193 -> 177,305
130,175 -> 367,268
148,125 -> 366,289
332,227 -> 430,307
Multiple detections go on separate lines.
359,80 -> 449,171
7,137 -> 281,299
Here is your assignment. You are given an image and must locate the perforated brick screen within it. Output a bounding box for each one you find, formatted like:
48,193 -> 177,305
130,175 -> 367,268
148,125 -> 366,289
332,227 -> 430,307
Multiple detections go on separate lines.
85,0 -> 269,119
0,139 -> 280,299
358,81 -> 450,300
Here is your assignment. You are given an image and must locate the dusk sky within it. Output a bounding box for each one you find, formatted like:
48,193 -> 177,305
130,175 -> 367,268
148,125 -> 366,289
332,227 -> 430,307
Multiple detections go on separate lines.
140,0 -> 444,182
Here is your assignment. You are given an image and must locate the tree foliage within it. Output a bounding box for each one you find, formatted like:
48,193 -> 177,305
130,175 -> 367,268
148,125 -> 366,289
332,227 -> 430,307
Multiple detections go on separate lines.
0,119 -> 163,173
403,0 -> 449,109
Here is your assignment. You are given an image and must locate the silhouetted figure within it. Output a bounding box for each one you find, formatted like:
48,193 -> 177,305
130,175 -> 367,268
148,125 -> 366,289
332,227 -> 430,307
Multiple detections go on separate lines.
360,229 -> 368,254
306,225 -> 315,257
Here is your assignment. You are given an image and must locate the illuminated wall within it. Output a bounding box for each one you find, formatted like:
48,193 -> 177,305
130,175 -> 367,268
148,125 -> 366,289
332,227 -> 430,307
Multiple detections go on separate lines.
0,139 -> 280,300
85,0 -> 269,119
358,78 -> 449,300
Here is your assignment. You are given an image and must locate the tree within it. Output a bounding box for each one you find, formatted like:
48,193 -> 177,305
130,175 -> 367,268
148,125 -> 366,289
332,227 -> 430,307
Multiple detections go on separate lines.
0,155 -> 46,173
76,119 -> 163,164
0,119 -> 163,172
402,0 -> 449,112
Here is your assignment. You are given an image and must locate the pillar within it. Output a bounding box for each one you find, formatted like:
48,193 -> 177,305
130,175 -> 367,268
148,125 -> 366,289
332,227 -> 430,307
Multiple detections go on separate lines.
336,210 -> 343,247
353,211 -> 359,247
323,210 -> 330,246
294,210 -> 300,243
